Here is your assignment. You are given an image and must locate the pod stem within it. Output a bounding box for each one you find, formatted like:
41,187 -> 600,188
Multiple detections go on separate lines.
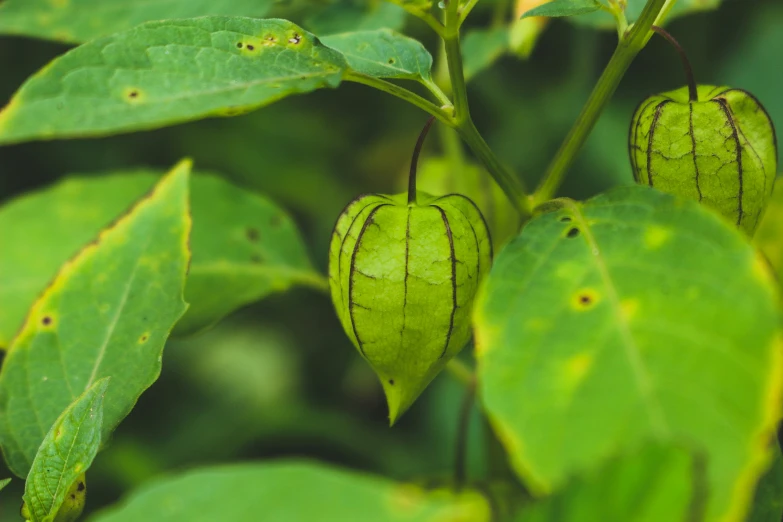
409,116 -> 436,205
651,25 -> 698,102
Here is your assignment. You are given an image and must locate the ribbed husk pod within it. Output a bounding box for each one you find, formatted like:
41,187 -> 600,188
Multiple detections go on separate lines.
630,85 -> 777,234
329,192 -> 492,423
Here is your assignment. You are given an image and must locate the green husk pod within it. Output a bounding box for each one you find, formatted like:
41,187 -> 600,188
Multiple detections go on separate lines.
328,119 -> 492,424
329,192 -> 491,423
630,85 -> 777,233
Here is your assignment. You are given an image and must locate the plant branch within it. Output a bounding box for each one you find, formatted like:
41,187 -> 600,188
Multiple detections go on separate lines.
444,1 -> 470,125
458,0 -> 482,26
532,0 -> 668,205
345,72 -> 454,125
651,25 -> 697,101
386,0 -> 446,37
457,120 -> 532,216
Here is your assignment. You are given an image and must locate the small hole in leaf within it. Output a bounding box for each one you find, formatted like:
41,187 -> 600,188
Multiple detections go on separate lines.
77,482 -> 85,492
388,58 -> 395,64
388,379 -> 394,385
289,33 -> 302,44
566,227 -> 580,238
246,44 -> 255,51
560,216 -> 572,223
236,42 -> 243,48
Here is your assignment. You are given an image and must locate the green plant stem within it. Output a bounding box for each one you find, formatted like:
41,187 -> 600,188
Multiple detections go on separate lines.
459,0 -> 481,26
443,0 -> 532,217
446,358 -> 474,387
345,72 -> 453,125
454,377 -> 476,491
532,0 -> 668,205
457,120 -> 532,216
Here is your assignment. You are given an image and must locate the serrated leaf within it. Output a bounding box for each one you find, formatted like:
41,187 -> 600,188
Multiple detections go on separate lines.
0,171 -> 322,345
571,0 -> 723,29
520,0 -> 602,19
23,379 -> 107,522
0,162 -> 191,478
475,186 -> 783,522
516,444 -> 699,522
322,29 -> 434,83
0,0 -> 276,44
306,1 -> 407,35
0,17 -> 347,145
462,28 -> 510,82
87,461 -> 491,522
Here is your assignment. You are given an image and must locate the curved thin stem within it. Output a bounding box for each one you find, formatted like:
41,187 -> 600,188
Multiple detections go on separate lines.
651,25 -> 698,102
345,72 -> 453,125
409,117 -> 437,204
532,0 -> 668,205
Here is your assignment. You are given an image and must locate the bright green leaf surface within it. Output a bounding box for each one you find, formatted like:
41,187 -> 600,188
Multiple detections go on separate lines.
0,0 -> 275,44
476,186 -> 782,522
754,178 -> 783,285
0,18 -> 347,145
23,379 -> 108,522
573,0 -> 723,28
517,444 -> 698,522
462,28 -> 510,82
87,461 -> 491,522
520,0 -> 602,19
322,29 -> 434,84
0,163 -> 191,478
306,2 -> 407,35
0,171 -> 321,345
747,444 -> 783,522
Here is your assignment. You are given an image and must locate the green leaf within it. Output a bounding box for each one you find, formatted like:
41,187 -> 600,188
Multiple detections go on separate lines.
571,0 -> 723,29
475,186 -> 783,522
462,28 -> 510,82
754,177 -> 783,286
322,29 -> 434,83
87,461 -> 491,521
520,0 -> 602,19
0,18 -> 347,145
23,378 -> 108,522
0,162 -> 191,478
0,0 -> 276,44
305,1 -> 407,36
0,478 -> 10,492
747,444 -> 783,522
516,444 -> 700,522
0,171 -> 322,345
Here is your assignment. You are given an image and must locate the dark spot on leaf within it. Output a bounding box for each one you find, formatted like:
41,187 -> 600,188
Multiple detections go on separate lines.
139,334 -> 149,343
42,316 -> 52,326
77,482 -> 85,492
236,42 -> 243,48
388,58 -> 395,64
579,294 -> 592,305
270,214 -> 282,227
560,216 -> 572,223
246,227 -> 260,242
70,494 -> 76,500
388,379 -> 394,385
566,227 -> 580,238
289,33 -> 302,44
128,90 -> 138,99
251,254 -> 263,264
246,44 -> 255,51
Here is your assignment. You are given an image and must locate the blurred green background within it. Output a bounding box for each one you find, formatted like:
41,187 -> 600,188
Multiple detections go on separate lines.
1,0 -> 780,518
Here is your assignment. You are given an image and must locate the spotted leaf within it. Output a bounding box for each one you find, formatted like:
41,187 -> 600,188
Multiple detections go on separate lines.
475,186 -> 782,522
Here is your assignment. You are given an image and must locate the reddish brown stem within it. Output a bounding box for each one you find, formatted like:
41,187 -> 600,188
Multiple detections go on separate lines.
652,25 -> 698,102
409,116 -> 436,205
